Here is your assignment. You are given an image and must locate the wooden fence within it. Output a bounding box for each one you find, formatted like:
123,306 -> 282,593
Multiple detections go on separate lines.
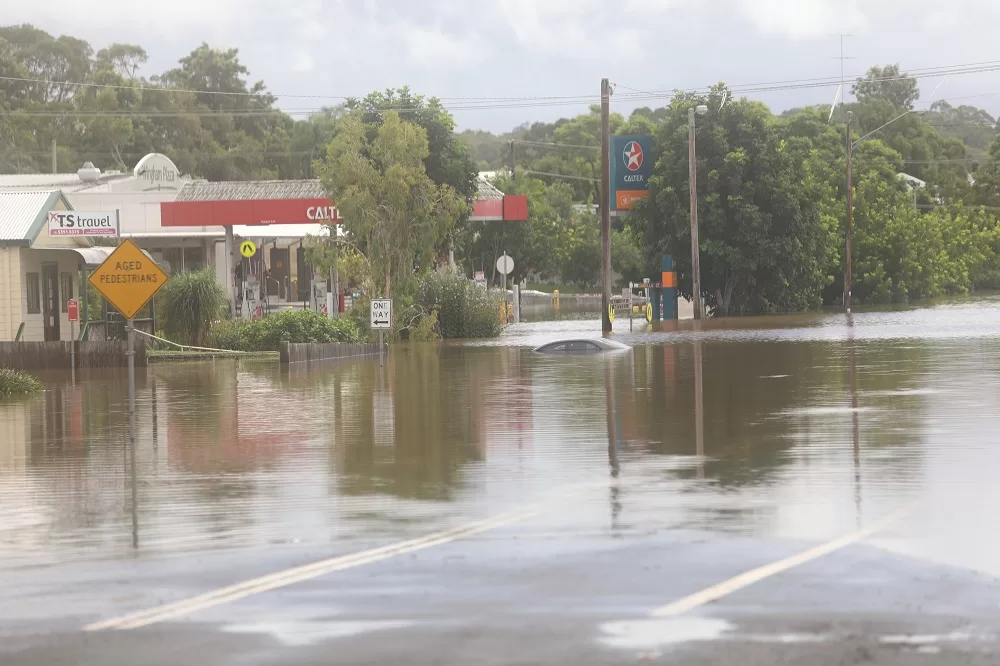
279,342 -> 381,365
0,340 -> 147,370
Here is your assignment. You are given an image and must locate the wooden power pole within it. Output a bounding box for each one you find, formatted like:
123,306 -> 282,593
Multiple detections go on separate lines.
845,111 -> 854,312
600,78 -> 613,334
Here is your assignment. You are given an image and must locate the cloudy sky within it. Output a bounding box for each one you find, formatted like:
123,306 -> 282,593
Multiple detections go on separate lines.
8,0 -> 1000,131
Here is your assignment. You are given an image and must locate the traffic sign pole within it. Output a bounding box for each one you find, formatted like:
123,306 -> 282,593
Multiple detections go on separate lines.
126,318 -> 138,549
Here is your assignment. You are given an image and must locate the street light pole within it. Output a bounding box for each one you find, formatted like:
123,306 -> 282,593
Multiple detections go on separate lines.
844,107 -> 919,312
688,106 -> 707,320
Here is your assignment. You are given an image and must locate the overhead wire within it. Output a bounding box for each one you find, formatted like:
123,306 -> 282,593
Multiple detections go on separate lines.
2,58 -> 1000,117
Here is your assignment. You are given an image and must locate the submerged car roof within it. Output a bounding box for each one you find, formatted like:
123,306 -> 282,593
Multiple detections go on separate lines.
533,338 -> 632,352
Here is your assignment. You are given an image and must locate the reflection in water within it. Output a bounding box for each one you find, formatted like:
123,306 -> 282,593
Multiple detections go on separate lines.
605,358 -> 622,532
848,314 -> 862,527
3,300 -> 1000,577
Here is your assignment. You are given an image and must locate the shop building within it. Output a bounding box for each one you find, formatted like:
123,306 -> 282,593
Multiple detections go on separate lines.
0,190 -> 114,342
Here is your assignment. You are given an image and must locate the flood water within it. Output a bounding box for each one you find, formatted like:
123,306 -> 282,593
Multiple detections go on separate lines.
3,297 -> 1000,579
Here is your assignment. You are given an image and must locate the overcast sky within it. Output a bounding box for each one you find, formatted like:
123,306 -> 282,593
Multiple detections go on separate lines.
8,0 -> 1000,132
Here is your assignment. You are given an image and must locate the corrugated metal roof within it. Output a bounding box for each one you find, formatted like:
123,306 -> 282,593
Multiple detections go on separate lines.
0,173 -> 131,192
175,176 -> 506,203
175,180 -> 326,202
0,190 -> 59,242
477,175 -> 504,201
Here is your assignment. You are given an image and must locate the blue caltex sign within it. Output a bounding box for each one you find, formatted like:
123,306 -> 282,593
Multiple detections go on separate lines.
611,135 -> 654,212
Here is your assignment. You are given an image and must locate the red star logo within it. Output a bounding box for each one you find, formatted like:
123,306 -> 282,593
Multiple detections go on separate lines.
624,141 -> 643,171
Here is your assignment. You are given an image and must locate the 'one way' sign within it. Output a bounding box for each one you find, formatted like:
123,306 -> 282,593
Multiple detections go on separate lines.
370,299 -> 392,330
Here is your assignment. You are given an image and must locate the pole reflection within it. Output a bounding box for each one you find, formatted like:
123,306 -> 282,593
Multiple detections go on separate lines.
605,357 -> 622,533
847,313 -> 862,527
693,339 -> 705,479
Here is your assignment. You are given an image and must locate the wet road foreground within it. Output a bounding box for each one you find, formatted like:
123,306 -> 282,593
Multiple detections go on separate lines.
4,301 -> 1000,664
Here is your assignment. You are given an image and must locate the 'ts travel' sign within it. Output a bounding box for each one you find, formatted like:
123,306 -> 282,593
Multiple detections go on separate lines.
48,211 -> 118,237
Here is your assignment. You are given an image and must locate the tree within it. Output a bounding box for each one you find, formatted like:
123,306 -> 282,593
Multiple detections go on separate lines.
345,88 -> 478,262
635,87 -> 838,315
345,88 -> 477,202
466,174 -> 575,284
315,111 -> 467,299
852,64 -> 919,111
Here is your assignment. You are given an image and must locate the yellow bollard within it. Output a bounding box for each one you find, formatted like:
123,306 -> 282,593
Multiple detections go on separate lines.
553,289 -> 560,310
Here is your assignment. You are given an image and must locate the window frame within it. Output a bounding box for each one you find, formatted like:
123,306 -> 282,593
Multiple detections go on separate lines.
25,272 -> 41,315
60,272 -> 74,313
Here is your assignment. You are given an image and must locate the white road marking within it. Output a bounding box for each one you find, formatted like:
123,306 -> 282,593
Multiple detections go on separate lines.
651,505 -> 913,618
86,507 -> 538,631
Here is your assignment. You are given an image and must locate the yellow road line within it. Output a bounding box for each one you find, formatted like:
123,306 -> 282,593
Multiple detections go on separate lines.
86,507 -> 538,631
651,505 -> 913,618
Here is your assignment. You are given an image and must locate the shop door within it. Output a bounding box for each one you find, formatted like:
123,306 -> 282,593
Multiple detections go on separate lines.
42,263 -> 61,342
269,248 -> 289,300
296,246 -> 312,302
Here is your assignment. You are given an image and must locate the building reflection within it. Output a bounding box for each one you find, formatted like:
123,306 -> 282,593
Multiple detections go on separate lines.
335,345 -> 495,501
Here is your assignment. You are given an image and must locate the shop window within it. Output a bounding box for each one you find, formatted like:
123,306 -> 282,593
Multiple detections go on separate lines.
183,246 -> 205,270
26,273 -> 40,314
162,247 -> 182,275
60,273 -> 74,312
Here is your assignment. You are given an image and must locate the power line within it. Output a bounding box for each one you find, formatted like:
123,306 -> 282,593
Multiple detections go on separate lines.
521,169 -> 597,182
511,139 -> 599,150
4,58 -> 1000,116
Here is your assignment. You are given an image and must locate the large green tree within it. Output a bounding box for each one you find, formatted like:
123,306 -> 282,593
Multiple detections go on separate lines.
315,111 -> 466,298
635,88 -> 839,315
852,64 -> 919,111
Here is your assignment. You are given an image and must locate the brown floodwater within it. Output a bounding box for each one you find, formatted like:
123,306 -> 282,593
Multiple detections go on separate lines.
3,297 -> 1000,577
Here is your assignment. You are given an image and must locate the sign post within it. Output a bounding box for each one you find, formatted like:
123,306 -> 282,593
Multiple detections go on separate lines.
370,298 -> 392,366
68,299 -> 78,383
495,253 -> 514,324
87,239 -> 169,549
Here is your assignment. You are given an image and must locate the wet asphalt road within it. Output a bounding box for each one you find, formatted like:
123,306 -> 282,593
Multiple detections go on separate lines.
5,301 -> 1000,663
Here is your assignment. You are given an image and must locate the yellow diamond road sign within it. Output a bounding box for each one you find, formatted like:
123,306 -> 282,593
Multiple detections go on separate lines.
88,239 -> 169,320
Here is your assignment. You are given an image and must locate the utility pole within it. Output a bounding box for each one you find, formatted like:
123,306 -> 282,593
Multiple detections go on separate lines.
845,110 -> 854,312
51,139 -> 57,174
509,139 -> 516,179
688,107 -> 704,320
600,78 -> 613,334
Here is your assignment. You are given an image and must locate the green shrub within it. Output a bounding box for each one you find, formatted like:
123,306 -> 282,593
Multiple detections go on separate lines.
210,310 -> 361,351
416,272 -> 503,339
0,368 -> 41,396
158,268 -> 229,346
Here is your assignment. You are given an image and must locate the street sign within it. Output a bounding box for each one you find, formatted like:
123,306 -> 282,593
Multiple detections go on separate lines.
48,210 -> 118,237
240,240 -> 257,258
88,239 -> 169,320
496,253 -> 514,276
67,299 -> 79,323
611,135 -> 654,213
370,298 -> 392,330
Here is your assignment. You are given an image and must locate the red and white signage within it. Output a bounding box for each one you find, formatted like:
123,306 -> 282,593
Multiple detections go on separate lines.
67,299 -> 79,322
160,198 -> 342,227
49,211 -> 118,237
